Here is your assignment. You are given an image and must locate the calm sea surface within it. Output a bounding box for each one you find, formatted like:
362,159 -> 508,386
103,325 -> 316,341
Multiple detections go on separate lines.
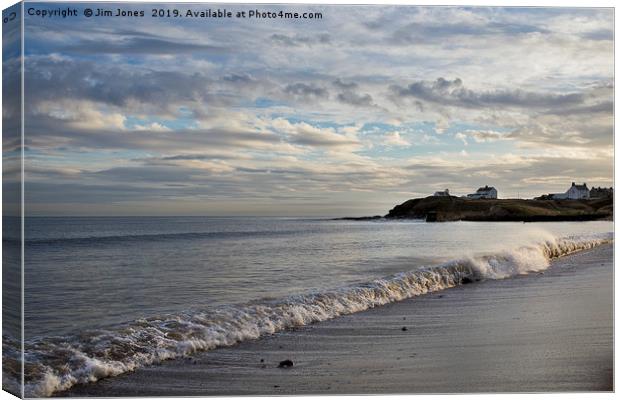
22,217 -> 612,338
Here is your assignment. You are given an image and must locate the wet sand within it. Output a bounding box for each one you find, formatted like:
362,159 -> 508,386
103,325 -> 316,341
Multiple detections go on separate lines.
63,244 -> 613,396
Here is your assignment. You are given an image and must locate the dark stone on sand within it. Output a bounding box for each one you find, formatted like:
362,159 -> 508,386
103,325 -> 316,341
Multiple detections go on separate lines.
401,327 -> 408,331
278,359 -> 294,368
260,359 -> 264,363
461,277 -> 474,284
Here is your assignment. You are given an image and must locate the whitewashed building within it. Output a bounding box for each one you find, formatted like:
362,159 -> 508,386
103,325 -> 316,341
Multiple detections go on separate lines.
433,189 -> 450,197
551,182 -> 590,200
467,185 -> 498,199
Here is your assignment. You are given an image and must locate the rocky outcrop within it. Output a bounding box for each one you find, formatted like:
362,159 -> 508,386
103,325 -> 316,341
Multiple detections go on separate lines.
385,196 -> 613,222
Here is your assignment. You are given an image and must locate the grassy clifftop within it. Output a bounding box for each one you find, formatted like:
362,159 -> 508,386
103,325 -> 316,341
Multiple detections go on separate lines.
385,196 -> 613,222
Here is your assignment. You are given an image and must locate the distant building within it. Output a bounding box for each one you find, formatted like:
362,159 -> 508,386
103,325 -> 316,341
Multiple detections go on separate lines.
433,189 -> 450,197
466,185 -> 497,199
550,182 -> 590,200
590,186 -> 613,199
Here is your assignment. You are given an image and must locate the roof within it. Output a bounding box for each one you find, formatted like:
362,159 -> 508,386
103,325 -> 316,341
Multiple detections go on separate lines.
476,185 -> 496,193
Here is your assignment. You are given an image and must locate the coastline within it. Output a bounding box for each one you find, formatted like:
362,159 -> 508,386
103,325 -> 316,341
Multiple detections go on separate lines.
62,243 -> 613,396
335,197 -> 613,222
386,197 -> 613,222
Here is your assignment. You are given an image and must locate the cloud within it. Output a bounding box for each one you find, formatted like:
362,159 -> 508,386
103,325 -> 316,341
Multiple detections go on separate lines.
390,77 -> 585,110
283,83 -> 329,101
270,33 -> 331,46
25,113 -> 289,154
35,100 -> 127,130
18,6 -> 614,215
330,79 -> 375,107
270,118 -> 360,148
63,37 -> 226,55
546,100 -> 613,116
455,132 -> 468,145
383,132 -> 411,147
24,56 -> 216,117
223,74 -> 255,84
507,112 -> 612,148
132,122 -> 171,132
336,91 -> 374,107
580,28 -> 614,41
333,79 -> 358,90
151,153 -> 249,162
391,20 -> 549,45
456,129 -> 508,144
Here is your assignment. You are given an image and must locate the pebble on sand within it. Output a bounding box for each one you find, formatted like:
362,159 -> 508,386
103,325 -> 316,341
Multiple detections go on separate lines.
278,359 -> 294,368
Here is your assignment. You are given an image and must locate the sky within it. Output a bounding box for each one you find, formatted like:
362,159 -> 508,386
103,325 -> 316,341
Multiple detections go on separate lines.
8,3 -> 615,216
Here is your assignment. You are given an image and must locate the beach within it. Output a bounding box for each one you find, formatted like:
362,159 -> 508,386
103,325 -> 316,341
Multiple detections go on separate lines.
62,243 -> 613,396
5,4 -> 614,398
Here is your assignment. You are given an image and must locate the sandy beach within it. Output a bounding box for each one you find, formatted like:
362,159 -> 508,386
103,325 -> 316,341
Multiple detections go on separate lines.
62,243 -> 613,396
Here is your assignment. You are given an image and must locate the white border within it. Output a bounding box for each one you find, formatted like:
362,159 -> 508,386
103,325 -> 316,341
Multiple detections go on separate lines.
0,1 -> 616,400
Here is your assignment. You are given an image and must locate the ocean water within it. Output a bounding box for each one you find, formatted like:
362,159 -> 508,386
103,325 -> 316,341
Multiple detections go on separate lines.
3,217 -> 613,396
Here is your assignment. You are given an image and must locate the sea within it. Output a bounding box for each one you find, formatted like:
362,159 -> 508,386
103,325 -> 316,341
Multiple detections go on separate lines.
2,216 -> 614,396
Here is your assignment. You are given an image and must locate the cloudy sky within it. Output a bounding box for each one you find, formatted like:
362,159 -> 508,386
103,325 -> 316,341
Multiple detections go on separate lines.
14,4 -> 614,216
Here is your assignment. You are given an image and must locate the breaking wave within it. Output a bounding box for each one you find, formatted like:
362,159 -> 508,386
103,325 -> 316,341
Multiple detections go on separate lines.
2,233 -> 612,397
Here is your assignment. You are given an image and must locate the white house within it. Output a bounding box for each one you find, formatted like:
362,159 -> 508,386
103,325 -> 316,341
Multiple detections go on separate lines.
467,185 -> 498,199
551,182 -> 590,200
433,189 -> 450,197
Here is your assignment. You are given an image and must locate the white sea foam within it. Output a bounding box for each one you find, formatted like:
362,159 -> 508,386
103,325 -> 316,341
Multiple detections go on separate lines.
2,232 -> 612,397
